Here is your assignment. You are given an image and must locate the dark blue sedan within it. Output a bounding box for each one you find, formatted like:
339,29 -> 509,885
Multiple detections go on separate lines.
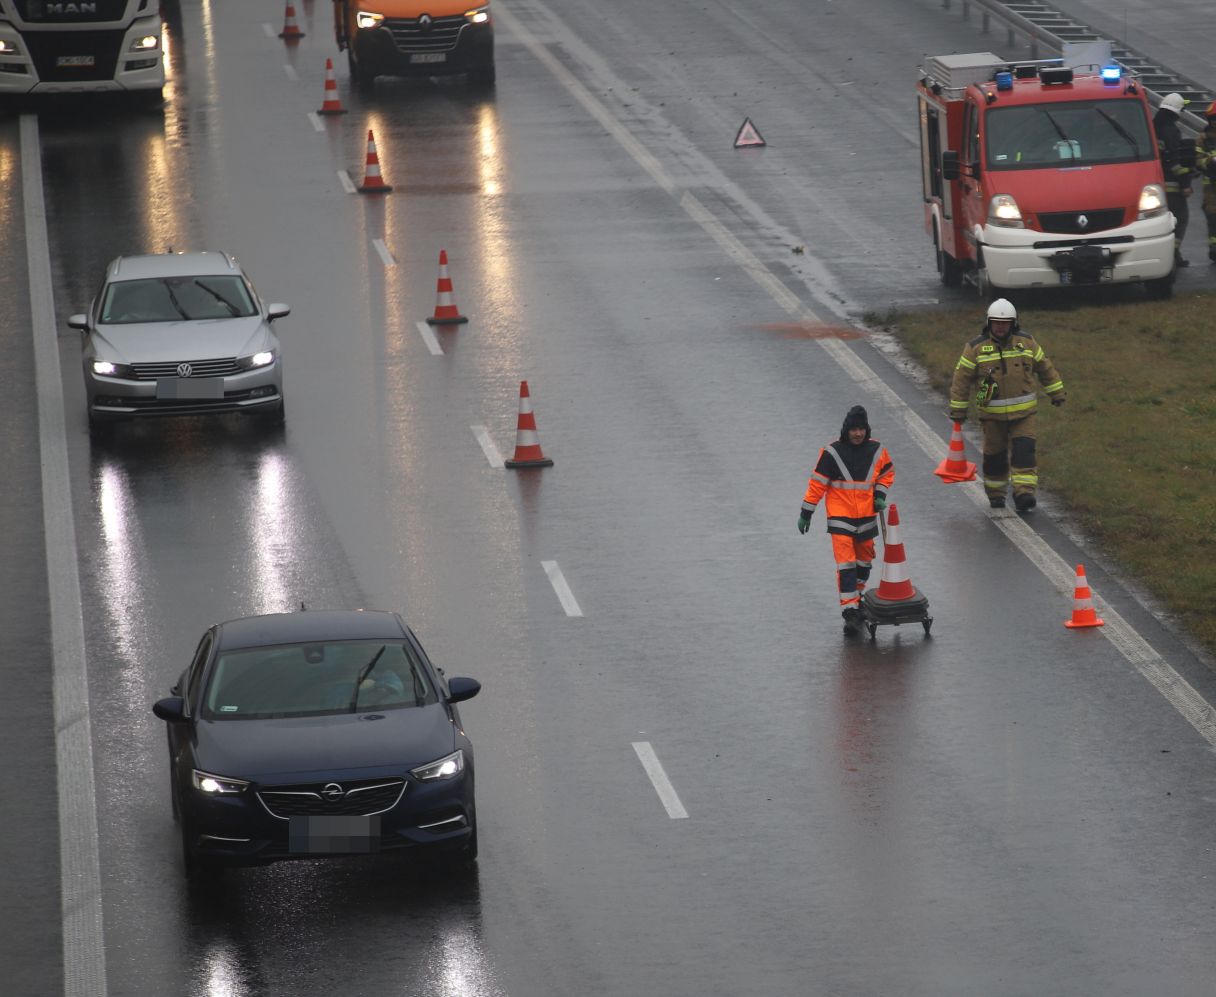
152,609 -> 480,877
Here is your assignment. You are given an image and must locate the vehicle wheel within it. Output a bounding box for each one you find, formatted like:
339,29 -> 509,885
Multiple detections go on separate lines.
170,773 -> 180,823
1144,273 -> 1174,300
349,51 -> 374,95
259,399 -> 286,428
88,412 -> 114,441
180,818 -> 222,882
934,226 -> 961,287
467,62 -> 496,88
975,253 -> 992,298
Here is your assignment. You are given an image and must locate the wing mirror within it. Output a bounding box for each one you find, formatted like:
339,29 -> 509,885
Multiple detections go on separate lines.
446,677 -> 481,704
67,314 -> 90,332
942,150 -> 961,181
267,304 -> 291,321
152,696 -> 186,722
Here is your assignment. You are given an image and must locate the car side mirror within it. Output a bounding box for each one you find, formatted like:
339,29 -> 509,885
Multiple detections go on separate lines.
267,304 -> 291,321
68,313 -> 89,332
153,696 -> 186,722
446,677 -> 481,704
941,150 -> 960,181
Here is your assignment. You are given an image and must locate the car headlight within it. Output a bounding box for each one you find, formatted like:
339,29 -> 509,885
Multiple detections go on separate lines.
128,34 -> 160,52
192,770 -> 250,795
411,749 -> 464,782
464,6 -> 490,23
356,11 -> 384,29
237,349 -> 277,370
91,360 -> 134,378
987,194 -> 1024,228
1138,183 -> 1167,220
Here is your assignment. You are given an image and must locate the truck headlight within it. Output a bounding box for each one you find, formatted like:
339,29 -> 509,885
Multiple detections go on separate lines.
987,194 -> 1024,228
128,34 -> 160,52
356,11 -> 384,29
464,6 -> 490,23
1137,183 -> 1167,220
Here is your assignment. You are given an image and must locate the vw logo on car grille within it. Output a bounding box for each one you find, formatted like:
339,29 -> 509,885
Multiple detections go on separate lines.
418,13 -> 432,30
1076,214 -> 1089,229
176,362 -> 193,377
322,783 -> 346,801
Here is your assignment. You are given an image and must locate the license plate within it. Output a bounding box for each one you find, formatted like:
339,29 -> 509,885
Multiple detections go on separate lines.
410,53 -> 447,64
289,815 -> 380,854
56,55 -> 96,67
156,377 -> 223,400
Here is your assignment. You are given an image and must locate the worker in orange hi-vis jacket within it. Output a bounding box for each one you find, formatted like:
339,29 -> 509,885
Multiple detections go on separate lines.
797,406 -> 895,637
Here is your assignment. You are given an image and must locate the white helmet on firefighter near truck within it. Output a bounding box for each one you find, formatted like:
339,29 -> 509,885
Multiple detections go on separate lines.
1160,92 -> 1186,114
987,298 -> 1017,322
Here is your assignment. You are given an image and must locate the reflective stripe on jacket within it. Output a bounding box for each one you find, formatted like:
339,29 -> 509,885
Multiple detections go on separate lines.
949,330 -> 1065,422
801,441 -> 894,540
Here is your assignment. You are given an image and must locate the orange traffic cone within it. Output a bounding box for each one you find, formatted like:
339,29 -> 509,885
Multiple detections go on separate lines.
317,58 -> 346,115
1064,564 -> 1105,628
934,420 -> 977,483
504,381 -> 553,468
357,130 -> 392,193
870,504 -> 918,602
425,250 -> 468,325
278,1 -> 305,39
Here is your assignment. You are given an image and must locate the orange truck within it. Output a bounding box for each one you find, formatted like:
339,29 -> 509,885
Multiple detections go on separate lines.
332,0 -> 494,92
917,48 -> 1176,297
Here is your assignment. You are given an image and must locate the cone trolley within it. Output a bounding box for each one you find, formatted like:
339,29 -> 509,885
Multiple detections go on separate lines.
859,503 -> 933,638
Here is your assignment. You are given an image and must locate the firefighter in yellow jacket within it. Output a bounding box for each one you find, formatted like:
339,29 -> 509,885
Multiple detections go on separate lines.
1195,101 -> 1216,264
797,406 -> 894,636
949,299 -> 1066,512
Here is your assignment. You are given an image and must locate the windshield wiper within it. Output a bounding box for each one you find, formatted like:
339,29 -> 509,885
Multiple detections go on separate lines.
349,645 -> 387,712
163,282 -> 190,320
193,280 -> 240,316
1042,110 -> 1071,143
1093,106 -> 1140,155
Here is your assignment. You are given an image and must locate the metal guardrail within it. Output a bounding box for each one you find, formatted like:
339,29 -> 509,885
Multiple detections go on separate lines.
940,0 -> 1213,132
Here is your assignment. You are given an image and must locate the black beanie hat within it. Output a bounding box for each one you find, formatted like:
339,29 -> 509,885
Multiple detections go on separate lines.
840,405 -> 870,441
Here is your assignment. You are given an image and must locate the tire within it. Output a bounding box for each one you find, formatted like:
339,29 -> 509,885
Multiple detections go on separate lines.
1144,273 -> 1175,300
467,62 -> 496,88
88,411 -> 114,441
974,252 -> 992,298
259,399 -> 286,428
934,225 -> 962,287
349,50 -> 374,95
180,818 -> 223,882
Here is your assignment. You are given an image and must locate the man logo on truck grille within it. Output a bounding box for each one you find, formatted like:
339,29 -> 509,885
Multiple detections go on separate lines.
41,2 -> 99,13
1077,214 -> 1089,229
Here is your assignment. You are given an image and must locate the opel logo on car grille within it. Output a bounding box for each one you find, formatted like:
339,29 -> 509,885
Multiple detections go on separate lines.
418,13 -> 432,30
176,362 -> 193,377
1076,214 -> 1089,229
322,783 -> 346,801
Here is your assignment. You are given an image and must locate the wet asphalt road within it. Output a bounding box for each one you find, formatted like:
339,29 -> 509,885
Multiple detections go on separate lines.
4,1 -> 1216,995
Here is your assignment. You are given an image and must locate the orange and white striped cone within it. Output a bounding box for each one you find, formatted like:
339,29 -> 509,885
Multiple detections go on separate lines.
870,504 -> 917,602
504,381 -> 554,468
357,130 -> 392,193
278,1 -> 305,40
425,250 -> 468,325
1064,564 -> 1105,629
934,420 -> 977,483
317,58 -> 347,115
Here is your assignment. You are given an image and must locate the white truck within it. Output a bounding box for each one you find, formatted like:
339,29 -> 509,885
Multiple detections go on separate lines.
0,0 -> 164,99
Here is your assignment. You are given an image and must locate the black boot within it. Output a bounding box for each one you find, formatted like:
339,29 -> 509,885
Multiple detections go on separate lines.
1014,492 -> 1037,512
988,494 -> 1006,509
841,607 -> 862,637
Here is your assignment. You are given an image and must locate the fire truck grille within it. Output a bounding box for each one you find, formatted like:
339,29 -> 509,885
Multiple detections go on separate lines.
385,15 -> 466,53
1036,209 -> 1126,234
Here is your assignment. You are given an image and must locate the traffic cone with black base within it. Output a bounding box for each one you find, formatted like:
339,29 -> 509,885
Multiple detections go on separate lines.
357,130 -> 392,193
279,1 -> 305,40
504,381 -> 554,468
426,250 -> 467,325
317,58 -> 346,115
935,420 -> 977,482
1064,564 -> 1104,629
860,504 -> 933,637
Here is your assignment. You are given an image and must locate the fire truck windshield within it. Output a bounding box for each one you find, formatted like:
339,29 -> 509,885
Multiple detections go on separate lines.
984,100 -> 1154,170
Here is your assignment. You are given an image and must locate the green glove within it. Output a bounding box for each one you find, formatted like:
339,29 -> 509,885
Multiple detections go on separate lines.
797,511 -> 812,534
874,494 -> 887,512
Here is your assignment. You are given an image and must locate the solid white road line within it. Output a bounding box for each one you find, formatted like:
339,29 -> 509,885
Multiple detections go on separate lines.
337,170 -> 356,194
416,321 -> 443,356
632,742 -> 689,820
471,425 -> 505,468
542,560 -> 584,617
22,115 -> 108,997
502,3 -> 1216,750
261,23 -> 274,39
372,238 -> 395,267
307,111 -> 324,132
284,64 -> 299,82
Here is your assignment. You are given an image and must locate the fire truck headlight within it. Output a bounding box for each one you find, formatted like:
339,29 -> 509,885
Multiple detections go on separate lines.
0,39 -> 18,55
128,35 -> 160,52
987,194 -> 1024,228
1137,184 -> 1167,219
356,11 -> 385,29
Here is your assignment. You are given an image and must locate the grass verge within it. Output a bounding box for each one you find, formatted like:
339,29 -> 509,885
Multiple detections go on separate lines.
872,290 -> 1216,657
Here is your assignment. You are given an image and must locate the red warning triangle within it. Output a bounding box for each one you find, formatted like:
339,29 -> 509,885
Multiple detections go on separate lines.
734,117 -> 766,148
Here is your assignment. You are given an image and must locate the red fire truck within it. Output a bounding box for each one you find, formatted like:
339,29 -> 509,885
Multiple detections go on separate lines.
917,51 -> 1175,297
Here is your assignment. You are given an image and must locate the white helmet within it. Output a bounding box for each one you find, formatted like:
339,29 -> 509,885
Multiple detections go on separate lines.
1160,92 -> 1187,114
987,298 -> 1017,322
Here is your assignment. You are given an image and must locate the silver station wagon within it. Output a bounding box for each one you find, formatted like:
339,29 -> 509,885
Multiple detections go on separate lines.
69,251 -> 288,435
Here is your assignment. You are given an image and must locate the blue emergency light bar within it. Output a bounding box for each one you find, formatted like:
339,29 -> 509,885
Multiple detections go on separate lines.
995,71 -> 1013,91
1101,65 -> 1121,82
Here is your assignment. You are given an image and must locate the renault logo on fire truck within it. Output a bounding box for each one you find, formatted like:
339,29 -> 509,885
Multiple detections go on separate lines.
418,13 -> 433,30
1076,214 -> 1089,230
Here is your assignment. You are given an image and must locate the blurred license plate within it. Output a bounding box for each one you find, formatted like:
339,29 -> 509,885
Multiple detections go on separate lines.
410,53 -> 446,64
156,377 -> 223,399
56,56 -> 95,67
289,816 -> 380,854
